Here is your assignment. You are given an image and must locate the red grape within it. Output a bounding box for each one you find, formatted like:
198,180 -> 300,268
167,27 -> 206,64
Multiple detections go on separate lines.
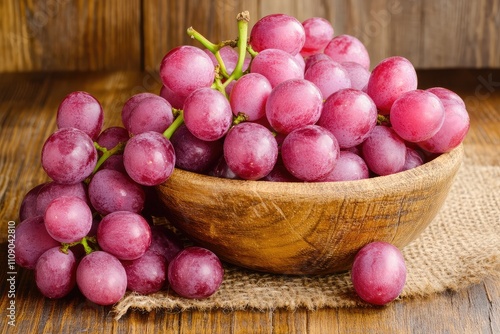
122,250 -> 166,295
351,241 -> 407,305
342,61 -> 370,92
324,34 -> 370,70
126,95 -> 174,136
300,17 -> 334,57
250,14 -> 306,55
304,58 -> 351,99
35,247 -> 77,299
250,48 -> 304,88
361,125 -> 406,176
319,151 -> 369,182
34,181 -> 89,217
229,73 -> 272,121
97,211 -> 152,261
57,91 -> 103,140
167,247 -> 224,299
76,251 -> 127,305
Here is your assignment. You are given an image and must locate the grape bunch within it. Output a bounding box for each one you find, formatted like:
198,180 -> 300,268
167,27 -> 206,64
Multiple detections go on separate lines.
15,11 -> 470,306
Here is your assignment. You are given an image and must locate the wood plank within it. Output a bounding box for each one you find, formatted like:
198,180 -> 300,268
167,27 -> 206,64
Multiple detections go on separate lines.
0,0 -> 142,72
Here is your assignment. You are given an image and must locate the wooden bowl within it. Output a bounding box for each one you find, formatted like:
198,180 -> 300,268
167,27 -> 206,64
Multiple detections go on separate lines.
156,144 -> 464,275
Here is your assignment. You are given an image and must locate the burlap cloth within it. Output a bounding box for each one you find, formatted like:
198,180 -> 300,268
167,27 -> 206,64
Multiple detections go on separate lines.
114,147 -> 500,319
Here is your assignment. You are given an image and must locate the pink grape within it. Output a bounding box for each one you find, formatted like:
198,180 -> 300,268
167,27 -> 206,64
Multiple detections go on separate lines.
319,151 -> 369,182
304,59 -> 351,99
34,181 -> 89,217
35,247 -> 77,299
324,34 -> 370,70
183,87 -> 233,141
250,48 -> 304,88
342,61 -> 371,91
121,250 -> 167,294
402,146 -> 424,171
160,84 -> 185,110
88,169 -> 145,215
19,183 -> 47,221
318,88 -> 377,149
304,53 -> 332,72
97,211 -> 152,260
57,91 -> 103,140
44,195 -> 93,243
351,241 -> 407,305
417,100 -> 470,153
159,46 -> 215,99
122,92 -> 159,128
361,125 -> 406,176
167,247 -> 224,299
265,79 -> 323,134
262,160 -> 301,182
148,225 -> 184,263
223,122 -> 278,180
300,17 -> 334,57
170,124 -> 223,173
229,73 -> 272,121
281,125 -> 340,182
390,90 -> 445,142
15,216 -> 60,269
96,126 -> 129,149
426,87 -> 466,107
367,56 -> 418,114
41,127 -> 98,184
123,131 -> 175,186
76,251 -> 127,305
250,14 -> 305,55
126,95 -> 174,135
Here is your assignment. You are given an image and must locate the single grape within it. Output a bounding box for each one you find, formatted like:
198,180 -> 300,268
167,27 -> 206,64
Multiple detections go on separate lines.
265,79 -> 323,134
123,131 -> 176,186
223,122 -> 278,180
390,90 -> 445,142
88,169 -> 145,215
351,241 -> 407,305
250,48 -> 304,88
167,247 -> 224,299
319,151 -> 369,182
208,156 -> 240,179
183,87 -> 233,142
121,250 -> 166,295
204,46 -> 239,75
160,85 -> 185,110
304,53 -> 332,72
122,92 -> 159,129
366,56 -> 418,114
318,88 -> 377,149
97,211 -> 152,260
361,125 -> 406,176
126,95 -> 174,136
300,17 -> 334,57
250,14 -> 306,55
324,34 -> 370,70
19,183 -> 47,222
34,181 -> 89,216
96,126 -> 129,149
342,61 -> 370,92
402,146 -> 424,171
57,91 -> 103,140
41,127 -> 97,184
44,196 -> 93,243
417,95 -> 470,153
35,247 -> 77,299
229,73 -> 273,121
304,58 -> 351,99
426,87 -> 466,107
15,216 -> 60,269
76,251 -> 127,305
170,124 -> 223,173
281,125 -> 340,182
148,225 -> 184,263
159,45 -> 215,99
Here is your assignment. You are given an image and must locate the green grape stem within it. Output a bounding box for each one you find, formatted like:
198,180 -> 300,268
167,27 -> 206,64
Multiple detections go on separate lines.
222,11 -> 251,88
163,111 -> 185,140
60,236 -> 98,255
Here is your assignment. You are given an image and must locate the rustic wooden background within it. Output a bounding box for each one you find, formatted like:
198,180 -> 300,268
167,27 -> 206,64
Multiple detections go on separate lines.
1,0 -> 499,73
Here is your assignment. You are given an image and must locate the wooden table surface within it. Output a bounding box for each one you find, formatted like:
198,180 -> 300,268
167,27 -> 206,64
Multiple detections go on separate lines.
1,69 -> 499,333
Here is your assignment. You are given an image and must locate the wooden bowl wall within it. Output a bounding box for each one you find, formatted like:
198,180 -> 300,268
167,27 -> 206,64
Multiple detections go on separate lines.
156,145 -> 464,275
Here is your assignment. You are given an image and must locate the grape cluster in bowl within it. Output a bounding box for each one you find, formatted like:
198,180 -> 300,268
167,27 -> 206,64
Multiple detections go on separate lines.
15,11 -> 469,307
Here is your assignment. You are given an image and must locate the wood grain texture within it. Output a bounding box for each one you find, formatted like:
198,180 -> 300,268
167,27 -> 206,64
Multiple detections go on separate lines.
1,0 -> 499,72
0,69 -> 498,333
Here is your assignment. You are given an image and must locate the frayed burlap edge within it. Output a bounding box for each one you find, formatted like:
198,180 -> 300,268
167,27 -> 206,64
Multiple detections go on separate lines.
113,150 -> 500,320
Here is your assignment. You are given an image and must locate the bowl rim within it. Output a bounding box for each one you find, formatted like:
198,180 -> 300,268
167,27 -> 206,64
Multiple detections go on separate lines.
163,144 -> 464,198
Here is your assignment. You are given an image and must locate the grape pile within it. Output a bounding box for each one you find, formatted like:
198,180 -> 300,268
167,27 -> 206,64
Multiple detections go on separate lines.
15,11 -> 469,306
